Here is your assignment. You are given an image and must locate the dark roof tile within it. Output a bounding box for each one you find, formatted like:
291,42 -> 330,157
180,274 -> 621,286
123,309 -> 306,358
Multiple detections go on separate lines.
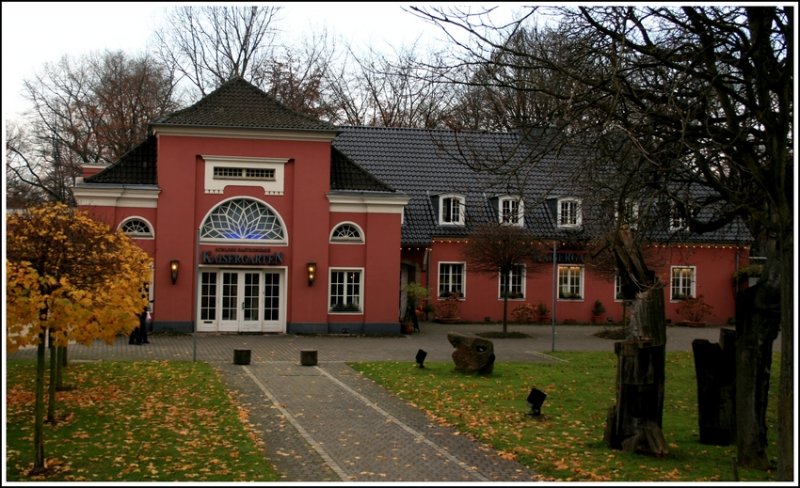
85,135 -> 157,184
154,77 -> 337,132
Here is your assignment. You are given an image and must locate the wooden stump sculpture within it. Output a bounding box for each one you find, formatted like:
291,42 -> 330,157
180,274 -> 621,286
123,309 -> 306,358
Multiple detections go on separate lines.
692,328 -> 736,445
604,339 -> 668,456
447,332 -> 495,374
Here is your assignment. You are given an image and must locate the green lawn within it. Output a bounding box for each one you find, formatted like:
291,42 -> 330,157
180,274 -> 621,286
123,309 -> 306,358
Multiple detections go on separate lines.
6,353 -> 780,482
351,351 -> 780,482
5,360 -> 279,482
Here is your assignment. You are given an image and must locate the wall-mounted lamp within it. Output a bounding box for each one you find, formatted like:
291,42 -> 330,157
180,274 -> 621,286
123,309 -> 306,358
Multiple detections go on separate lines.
170,260 -> 180,285
307,262 -> 317,286
527,387 -> 547,417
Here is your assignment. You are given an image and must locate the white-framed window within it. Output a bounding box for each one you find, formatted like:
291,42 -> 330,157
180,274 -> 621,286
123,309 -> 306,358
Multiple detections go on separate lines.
213,166 -> 275,181
499,264 -> 526,299
202,155 -> 288,195
558,265 -> 584,300
499,196 -> 524,226
119,217 -> 154,239
200,198 -> 287,244
614,273 -> 625,301
671,266 -> 696,300
329,268 -> 363,313
670,204 -> 688,232
438,262 -> 465,299
557,198 -> 582,228
330,222 -> 364,243
439,195 -> 465,225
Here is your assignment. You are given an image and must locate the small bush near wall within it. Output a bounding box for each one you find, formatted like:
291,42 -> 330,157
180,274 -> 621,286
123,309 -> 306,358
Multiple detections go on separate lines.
511,303 -> 537,324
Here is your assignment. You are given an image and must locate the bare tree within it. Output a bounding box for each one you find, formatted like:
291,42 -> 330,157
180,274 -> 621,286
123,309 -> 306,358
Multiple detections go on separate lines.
411,5 -> 793,476
463,222 -> 544,334
326,43 -> 456,127
155,5 -> 282,97
11,51 -> 178,204
266,30 -> 338,120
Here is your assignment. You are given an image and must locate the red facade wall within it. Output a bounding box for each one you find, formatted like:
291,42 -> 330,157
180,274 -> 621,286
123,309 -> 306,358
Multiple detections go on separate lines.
411,240 -> 744,326
77,130 -> 743,333
82,133 -> 405,333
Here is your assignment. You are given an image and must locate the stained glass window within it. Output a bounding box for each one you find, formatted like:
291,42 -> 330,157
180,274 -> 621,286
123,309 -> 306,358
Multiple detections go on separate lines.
201,199 -> 285,241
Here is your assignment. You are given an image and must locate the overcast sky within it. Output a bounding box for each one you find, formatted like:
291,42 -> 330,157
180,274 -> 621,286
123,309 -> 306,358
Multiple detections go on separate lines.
1,2 -> 522,121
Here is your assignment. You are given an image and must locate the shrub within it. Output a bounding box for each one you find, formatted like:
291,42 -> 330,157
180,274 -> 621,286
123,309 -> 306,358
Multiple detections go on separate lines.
535,302 -> 550,323
511,302 -> 537,324
676,295 -> 713,323
435,292 -> 461,319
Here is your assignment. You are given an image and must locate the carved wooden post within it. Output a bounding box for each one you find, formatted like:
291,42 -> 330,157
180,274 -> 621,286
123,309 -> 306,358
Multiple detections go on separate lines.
692,328 -> 736,445
604,284 -> 668,456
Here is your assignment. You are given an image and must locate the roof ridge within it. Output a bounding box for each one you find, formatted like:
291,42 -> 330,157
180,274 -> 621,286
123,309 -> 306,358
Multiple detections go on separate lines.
336,125 -> 516,136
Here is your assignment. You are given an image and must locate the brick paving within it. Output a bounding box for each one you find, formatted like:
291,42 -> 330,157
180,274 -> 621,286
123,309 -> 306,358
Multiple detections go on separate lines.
8,322 -> 768,482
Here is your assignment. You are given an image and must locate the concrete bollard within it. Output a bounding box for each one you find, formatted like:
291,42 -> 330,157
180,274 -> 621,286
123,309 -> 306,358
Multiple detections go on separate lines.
233,349 -> 251,365
300,349 -> 318,366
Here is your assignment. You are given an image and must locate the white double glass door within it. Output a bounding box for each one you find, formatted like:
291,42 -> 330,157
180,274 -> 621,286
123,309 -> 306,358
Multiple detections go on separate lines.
199,269 -> 285,332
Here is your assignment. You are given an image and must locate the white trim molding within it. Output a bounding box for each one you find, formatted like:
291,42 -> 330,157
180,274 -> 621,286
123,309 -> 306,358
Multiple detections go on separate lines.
72,184 -> 160,208
152,125 -> 338,142
327,192 -> 409,214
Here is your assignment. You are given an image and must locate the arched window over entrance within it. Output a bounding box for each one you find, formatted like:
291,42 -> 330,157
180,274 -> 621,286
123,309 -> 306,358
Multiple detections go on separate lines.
200,198 -> 287,244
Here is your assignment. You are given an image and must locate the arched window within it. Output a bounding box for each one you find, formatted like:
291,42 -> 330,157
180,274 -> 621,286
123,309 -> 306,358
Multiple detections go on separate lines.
200,198 -> 286,243
330,222 -> 364,243
119,217 -> 154,238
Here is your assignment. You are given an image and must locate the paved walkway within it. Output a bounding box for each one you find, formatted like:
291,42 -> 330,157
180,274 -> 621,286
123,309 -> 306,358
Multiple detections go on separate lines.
8,322 -> 770,482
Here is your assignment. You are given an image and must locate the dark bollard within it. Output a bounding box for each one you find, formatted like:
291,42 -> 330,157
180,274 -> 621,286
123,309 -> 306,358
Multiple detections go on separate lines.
300,349 -> 318,366
233,349 -> 251,365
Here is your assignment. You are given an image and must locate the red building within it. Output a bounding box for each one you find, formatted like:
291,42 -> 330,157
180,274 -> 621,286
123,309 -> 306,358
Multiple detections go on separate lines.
73,78 -> 751,333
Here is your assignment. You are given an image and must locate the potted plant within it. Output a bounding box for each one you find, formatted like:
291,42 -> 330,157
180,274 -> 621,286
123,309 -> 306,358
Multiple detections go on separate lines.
591,299 -> 606,324
402,282 -> 428,333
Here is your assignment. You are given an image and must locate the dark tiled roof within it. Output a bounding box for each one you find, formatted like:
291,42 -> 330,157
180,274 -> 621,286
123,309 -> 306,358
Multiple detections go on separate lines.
330,147 -> 396,193
85,135 -> 157,184
332,126 -> 752,247
153,77 -> 337,132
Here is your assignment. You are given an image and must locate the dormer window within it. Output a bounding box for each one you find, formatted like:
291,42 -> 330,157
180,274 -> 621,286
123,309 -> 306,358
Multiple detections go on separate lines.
439,195 -> 465,226
499,196 -> 524,226
557,198 -> 582,228
615,200 -> 639,229
670,204 -> 687,232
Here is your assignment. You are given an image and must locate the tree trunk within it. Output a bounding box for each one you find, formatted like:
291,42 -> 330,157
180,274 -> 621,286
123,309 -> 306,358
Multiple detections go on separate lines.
605,283 -> 667,456
692,328 -> 736,445
47,330 -> 57,423
31,332 -> 47,475
735,282 -> 779,470
502,294 -> 509,334
56,346 -> 66,390
501,269 -> 509,334
776,230 -> 793,481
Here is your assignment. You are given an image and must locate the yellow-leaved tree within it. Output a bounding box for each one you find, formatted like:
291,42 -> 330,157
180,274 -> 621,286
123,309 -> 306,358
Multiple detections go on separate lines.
6,203 -> 152,475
